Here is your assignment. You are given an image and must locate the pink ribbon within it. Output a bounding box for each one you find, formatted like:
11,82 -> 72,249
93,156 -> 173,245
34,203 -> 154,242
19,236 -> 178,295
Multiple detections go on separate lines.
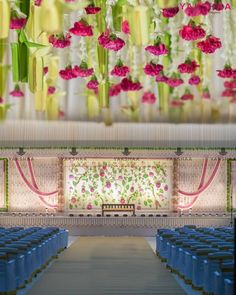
178,159 -> 221,210
15,159 -> 58,208
178,159 -> 221,196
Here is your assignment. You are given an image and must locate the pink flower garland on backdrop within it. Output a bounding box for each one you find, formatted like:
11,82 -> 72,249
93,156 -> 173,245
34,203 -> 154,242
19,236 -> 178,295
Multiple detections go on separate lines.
14,159 -> 58,208
177,159 -> 221,210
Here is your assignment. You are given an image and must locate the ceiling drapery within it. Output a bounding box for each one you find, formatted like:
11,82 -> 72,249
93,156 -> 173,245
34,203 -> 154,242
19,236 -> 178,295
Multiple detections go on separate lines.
1,0 -> 236,124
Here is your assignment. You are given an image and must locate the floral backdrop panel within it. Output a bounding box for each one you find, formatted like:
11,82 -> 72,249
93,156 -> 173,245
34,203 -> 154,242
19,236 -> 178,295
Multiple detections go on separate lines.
177,158 -> 227,212
64,158 -> 173,211
0,160 -> 6,208
8,157 -> 59,212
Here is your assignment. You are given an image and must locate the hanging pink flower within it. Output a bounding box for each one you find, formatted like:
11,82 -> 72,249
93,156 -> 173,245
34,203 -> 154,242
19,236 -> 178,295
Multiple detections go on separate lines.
162,7 -> 179,18
144,62 -> 163,76
0,97 -> 4,103
202,88 -> 211,99
141,92 -> 156,104
212,0 -> 224,11
59,65 -> 78,80
122,20 -> 130,34
120,78 -> 142,92
69,19 -> 93,36
106,181 -> 111,188
221,89 -> 236,97
48,33 -> 71,48
10,18 -> 27,30
178,59 -> 199,74
85,5 -> 101,14
181,92 -> 194,101
87,204 -> 92,210
197,1 -> 211,15
47,86 -> 56,95
189,75 -> 201,85
10,85 -> 24,97
149,172 -> 154,177
111,60 -> 130,77
184,1 -> 211,17
98,30 -> 125,51
224,80 -> 236,89
179,22 -> 206,41
166,77 -> 184,88
86,76 -> 98,90
73,61 -> 94,78
109,83 -> 122,97
197,35 -> 222,54
217,66 -> 236,78
171,100 -> 184,107
136,205 -> 141,210
43,67 -> 48,75
184,4 -> 200,17
156,73 -> 168,83
120,198 -> 125,204
34,0 -> 42,6
145,43 -> 168,56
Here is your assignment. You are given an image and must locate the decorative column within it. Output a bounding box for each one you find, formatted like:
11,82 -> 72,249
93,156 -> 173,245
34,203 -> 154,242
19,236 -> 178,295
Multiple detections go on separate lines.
171,158 -> 179,213
57,157 -> 65,213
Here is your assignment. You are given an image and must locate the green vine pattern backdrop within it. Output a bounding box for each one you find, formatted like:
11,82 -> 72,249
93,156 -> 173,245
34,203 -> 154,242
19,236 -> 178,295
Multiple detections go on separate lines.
65,159 -> 172,211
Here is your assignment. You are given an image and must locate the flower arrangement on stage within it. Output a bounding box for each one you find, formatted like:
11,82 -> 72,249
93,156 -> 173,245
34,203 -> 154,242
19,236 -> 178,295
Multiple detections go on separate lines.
66,159 -> 171,211
1,0 -> 236,123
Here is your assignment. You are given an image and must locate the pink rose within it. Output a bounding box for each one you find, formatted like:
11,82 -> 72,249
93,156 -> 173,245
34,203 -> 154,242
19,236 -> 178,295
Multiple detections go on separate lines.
130,187 -> 134,192
10,85 -> 24,97
197,36 -> 222,54
111,64 -> 130,77
48,33 -> 71,48
189,75 -> 201,85
85,5 -> 101,15
90,187 -> 94,192
166,78 -> 184,88
144,62 -> 163,76
141,92 -> 156,104
164,185 -> 168,191
122,20 -> 130,34
73,62 -> 94,78
99,170 -> 105,177
181,93 -> 194,101
178,60 -> 199,74
10,18 -> 27,30
120,78 -> 142,92
162,7 -> 179,18
224,80 -> 236,89
217,66 -> 236,78
69,20 -> 93,37
149,172 -> 154,177
179,23 -> 206,41
136,205 -> 141,210
87,204 -> 92,210
47,86 -> 56,95
212,1 -> 224,11
145,44 -> 168,56
109,83 -> 122,97
98,30 -> 125,52
120,199 -> 125,204
81,188 -> 86,193
156,182 -> 161,188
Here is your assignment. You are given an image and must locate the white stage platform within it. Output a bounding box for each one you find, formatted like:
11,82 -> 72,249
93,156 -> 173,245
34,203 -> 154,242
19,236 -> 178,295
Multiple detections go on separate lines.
0,213 -> 232,236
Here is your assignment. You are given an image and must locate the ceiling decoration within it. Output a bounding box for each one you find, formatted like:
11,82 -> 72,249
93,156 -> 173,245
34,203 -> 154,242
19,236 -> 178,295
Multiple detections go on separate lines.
1,0 -> 236,124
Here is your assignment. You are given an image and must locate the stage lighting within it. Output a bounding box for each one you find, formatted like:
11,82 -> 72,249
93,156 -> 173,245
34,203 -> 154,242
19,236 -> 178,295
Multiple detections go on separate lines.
175,147 -> 183,156
122,147 -> 131,156
219,148 -> 227,156
70,147 -> 78,156
17,147 -> 26,156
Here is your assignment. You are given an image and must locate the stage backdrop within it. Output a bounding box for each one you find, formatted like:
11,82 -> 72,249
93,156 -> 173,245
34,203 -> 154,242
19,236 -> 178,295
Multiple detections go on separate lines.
64,159 -> 173,212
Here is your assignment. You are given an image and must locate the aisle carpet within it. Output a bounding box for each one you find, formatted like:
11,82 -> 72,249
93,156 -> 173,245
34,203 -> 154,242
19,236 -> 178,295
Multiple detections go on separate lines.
27,237 -> 186,295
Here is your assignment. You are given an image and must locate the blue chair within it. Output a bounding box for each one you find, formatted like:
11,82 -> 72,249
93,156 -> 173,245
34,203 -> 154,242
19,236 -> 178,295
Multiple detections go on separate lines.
214,263 -> 234,295
0,252 -> 17,294
203,252 -> 233,294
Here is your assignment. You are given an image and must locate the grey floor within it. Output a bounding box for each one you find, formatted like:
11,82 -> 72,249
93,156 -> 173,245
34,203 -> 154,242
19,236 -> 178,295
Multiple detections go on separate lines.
26,237 -> 186,295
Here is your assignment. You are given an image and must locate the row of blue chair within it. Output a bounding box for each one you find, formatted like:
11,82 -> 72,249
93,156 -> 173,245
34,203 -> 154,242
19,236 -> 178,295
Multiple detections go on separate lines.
0,226 -> 68,294
156,225 -> 234,295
